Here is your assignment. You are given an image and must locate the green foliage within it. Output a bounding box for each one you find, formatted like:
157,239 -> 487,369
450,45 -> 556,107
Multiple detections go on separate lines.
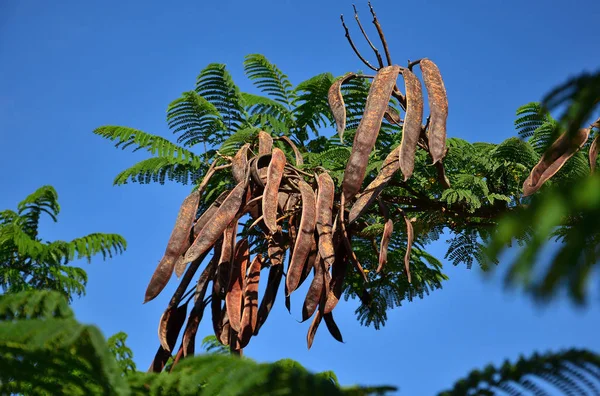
199,335 -> 229,355
438,348 -> 600,396
0,186 -> 126,302
244,54 -> 295,107
108,331 -> 137,376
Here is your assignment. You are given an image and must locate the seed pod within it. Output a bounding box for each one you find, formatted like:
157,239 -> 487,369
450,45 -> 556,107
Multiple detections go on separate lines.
258,130 -> 273,155
589,133 -> 599,173
286,180 -> 317,294
263,148 -> 286,234
523,128 -> 590,196
399,69 -> 424,181
404,215 -> 413,284
349,146 -> 400,223
217,311 -> 230,346
254,235 -> 285,335
343,66 -> 401,202
324,235 -> 348,314
420,58 -> 449,164
328,72 -> 357,142
250,154 -> 272,187
182,260 -> 216,357
216,220 -> 237,294
377,218 -> 393,273
184,179 -> 247,263
239,254 -> 262,348
316,173 -> 336,268
158,302 -> 189,353
323,312 -> 344,343
279,135 -> 304,165
145,190 -> 201,303
302,258 -> 325,321
192,190 -> 231,238
384,105 -> 402,125
307,308 -> 322,350
232,143 -> 250,184
211,283 -> 226,344
226,238 -> 249,332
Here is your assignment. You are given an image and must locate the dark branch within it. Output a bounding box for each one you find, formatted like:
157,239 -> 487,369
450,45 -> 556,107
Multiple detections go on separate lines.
368,2 -> 393,66
341,14 -> 378,72
352,4 -> 384,69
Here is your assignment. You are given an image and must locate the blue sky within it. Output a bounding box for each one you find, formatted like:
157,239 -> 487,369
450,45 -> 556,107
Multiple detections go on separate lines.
1,0 -> 599,394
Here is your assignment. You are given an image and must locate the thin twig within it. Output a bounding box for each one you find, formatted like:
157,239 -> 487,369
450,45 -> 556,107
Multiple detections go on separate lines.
407,58 -> 422,71
341,14 -> 378,71
353,4 -> 384,69
368,1 -> 393,66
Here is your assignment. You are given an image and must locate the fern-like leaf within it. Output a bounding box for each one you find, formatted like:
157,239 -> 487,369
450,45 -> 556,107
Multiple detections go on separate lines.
167,91 -> 225,148
244,54 -> 295,107
113,156 -> 204,186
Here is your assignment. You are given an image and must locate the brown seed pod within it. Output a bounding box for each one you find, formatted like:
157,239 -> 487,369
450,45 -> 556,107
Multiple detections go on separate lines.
211,283 -> 226,344
589,133 -> 599,173
279,135 -> 304,165
523,128 -> 591,196
420,58 -> 449,164
384,105 -> 402,126
324,234 -> 348,314
232,143 -> 251,184
328,72 -> 357,142
225,238 -> 249,333
250,154 -> 272,187
343,65 -> 401,202
377,218 -> 394,273
286,180 -> 317,294
218,311 -> 230,346
323,312 -> 344,343
348,146 -> 400,223
403,213 -> 414,283
184,179 -> 247,263
302,258 -> 325,322
158,301 -> 189,353
145,190 -> 201,303
258,130 -> 273,155
316,172 -> 336,268
399,68 -> 424,181
192,190 -> 231,238
263,148 -> 287,234
254,235 -> 285,335
239,254 -> 262,348
306,308 -> 323,350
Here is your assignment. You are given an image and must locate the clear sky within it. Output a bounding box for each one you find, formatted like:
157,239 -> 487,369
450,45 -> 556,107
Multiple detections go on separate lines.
1,0 -> 599,394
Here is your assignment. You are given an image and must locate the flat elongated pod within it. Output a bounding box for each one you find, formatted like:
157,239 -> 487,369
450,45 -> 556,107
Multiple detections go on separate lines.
211,283 -> 225,343
216,220 -> 237,293
254,236 -> 285,335
279,135 -> 304,165
349,147 -> 400,223
184,180 -> 247,263
232,143 -> 250,184
182,261 -> 216,357
302,258 -> 325,322
158,302 -> 188,353
420,58 -> 449,164
384,105 -> 402,125
286,180 -> 317,294
217,311 -> 230,346
328,72 -> 357,142
258,130 -> 273,155
323,312 -> 344,343
399,69 -> 424,181
250,154 -> 272,187
404,215 -> 413,283
589,133 -> 599,173
239,254 -> 262,348
192,190 -> 230,238
306,308 -> 323,350
316,173 -> 336,268
343,66 -> 401,202
263,148 -> 286,234
226,238 -> 249,332
145,190 -> 201,303
377,218 -> 394,273
523,128 -> 590,196
324,237 -> 348,315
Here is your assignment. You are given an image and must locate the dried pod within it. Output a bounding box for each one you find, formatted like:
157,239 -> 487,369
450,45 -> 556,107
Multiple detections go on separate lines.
232,143 -> 250,183
145,190 -> 200,303
324,236 -> 348,314
192,190 -> 231,238
239,254 -> 262,348
399,68 -> 424,181
258,130 -> 273,155
377,218 -> 393,273
316,173 -> 336,268
328,72 -> 357,142
404,215 -> 413,284
182,260 -> 216,357
349,147 -> 400,223
250,154 -> 272,187
384,105 -> 402,125
302,258 -> 325,322
158,302 -> 189,353
226,238 -> 249,332
263,148 -> 287,234
299,240 -> 319,290
523,128 -> 590,196
307,308 -> 323,350
590,133 -> 599,173
323,312 -> 344,343
184,179 -> 247,263
254,235 -> 285,335
342,65 -> 400,202
420,58 -> 448,164
286,180 -> 317,294
279,135 -> 304,165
